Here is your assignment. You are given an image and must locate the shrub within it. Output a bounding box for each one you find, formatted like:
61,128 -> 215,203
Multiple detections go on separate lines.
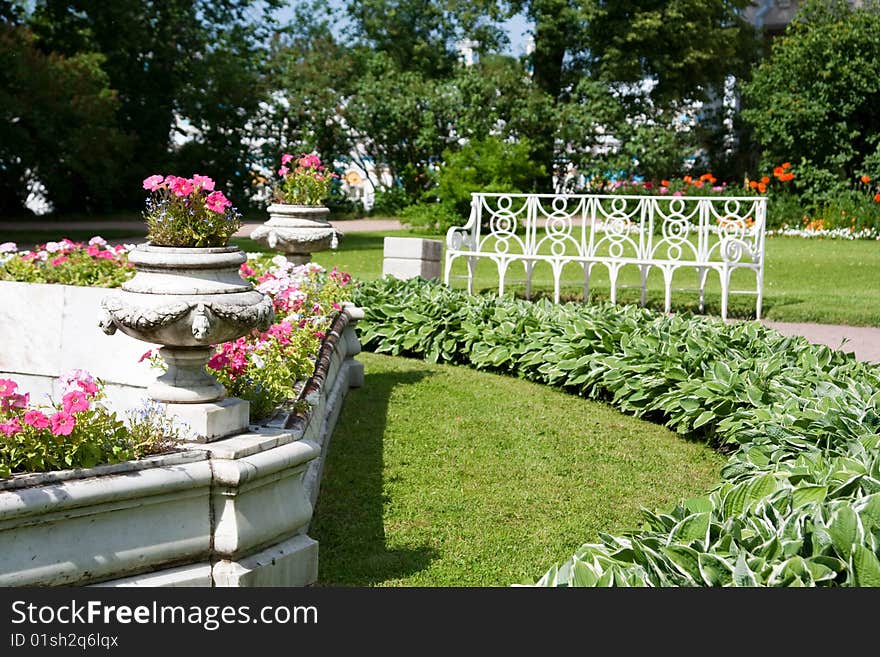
370,186 -> 413,216
354,277 -> 880,586
399,201 -> 463,235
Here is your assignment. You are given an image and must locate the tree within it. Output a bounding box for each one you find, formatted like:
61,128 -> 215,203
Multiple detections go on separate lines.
741,0 -> 880,200
27,0 -> 282,211
0,24 -> 130,215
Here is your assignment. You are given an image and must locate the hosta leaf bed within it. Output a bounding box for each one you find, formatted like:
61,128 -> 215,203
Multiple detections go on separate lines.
353,277 -> 880,587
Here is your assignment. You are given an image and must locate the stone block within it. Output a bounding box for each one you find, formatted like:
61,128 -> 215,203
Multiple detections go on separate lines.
382,257 -> 441,280
383,236 -> 443,261
168,397 -> 250,442
90,563 -> 212,587
212,534 -> 318,587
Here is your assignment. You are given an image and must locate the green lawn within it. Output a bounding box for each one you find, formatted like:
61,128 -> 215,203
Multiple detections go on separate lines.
310,351 -> 724,587
235,231 -> 880,326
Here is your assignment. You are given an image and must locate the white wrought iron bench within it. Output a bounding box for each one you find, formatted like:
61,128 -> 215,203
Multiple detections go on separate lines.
444,193 -> 767,320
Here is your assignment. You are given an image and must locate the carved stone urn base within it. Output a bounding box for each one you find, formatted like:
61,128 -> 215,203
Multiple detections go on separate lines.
149,346 -> 223,403
250,204 -> 341,264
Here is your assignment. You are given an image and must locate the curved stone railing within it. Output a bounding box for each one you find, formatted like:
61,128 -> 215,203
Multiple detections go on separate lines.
445,193 -> 767,319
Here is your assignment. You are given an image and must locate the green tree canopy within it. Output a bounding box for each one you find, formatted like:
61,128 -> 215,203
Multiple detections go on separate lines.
741,0 -> 880,200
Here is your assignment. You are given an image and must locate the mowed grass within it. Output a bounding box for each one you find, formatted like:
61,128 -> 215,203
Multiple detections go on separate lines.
237,231 -> 880,326
310,352 -> 724,587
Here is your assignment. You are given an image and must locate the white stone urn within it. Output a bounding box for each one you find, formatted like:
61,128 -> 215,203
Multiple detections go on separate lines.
99,244 -> 274,404
250,204 -> 340,264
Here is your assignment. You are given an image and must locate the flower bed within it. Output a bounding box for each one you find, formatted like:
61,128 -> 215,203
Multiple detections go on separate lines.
355,277 -> 880,587
0,238 -> 363,586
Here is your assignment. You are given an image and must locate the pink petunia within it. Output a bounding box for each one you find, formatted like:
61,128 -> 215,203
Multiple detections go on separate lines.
138,349 -> 155,363
87,244 -> 100,257
171,177 -> 194,197
51,255 -> 69,266
0,242 -> 17,253
239,262 -> 255,277
62,390 -> 90,414
205,190 -> 231,214
88,236 -> 107,246
142,174 -> 165,191
49,412 -> 76,436
5,392 -> 29,409
192,174 -> 215,191
281,153 -> 294,165
23,410 -> 49,429
0,378 -> 18,397
277,166 -> 290,177
207,352 -> 230,370
0,417 -> 22,437
95,251 -> 116,260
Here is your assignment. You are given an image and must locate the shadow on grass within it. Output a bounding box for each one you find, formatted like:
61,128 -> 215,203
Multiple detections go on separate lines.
310,364 -> 438,586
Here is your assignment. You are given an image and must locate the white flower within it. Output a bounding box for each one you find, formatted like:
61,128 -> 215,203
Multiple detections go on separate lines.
250,353 -> 265,369
44,241 -> 61,253
88,236 -> 107,246
0,242 -> 16,253
37,250 -> 48,261
271,254 -> 288,268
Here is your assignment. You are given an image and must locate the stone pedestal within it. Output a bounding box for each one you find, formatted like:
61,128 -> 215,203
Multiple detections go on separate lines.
171,398 -> 250,442
383,236 -> 443,280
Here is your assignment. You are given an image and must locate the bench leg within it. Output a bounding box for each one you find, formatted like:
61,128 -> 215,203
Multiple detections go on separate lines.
755,269 -> 764,320
467,256 -> 477,295
524,261 -> 534,300
720,266 -> 731,321
639,265 -> 649,307
662,267 -> 674,314
583,263 -> 592,303
608,264 -> 620,305
697,266 -> 709,314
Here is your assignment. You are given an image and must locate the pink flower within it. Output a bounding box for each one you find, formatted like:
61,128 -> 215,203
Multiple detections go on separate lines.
278,166 -> 290,177
88,236 -> 107,246
49,412 -> 76,436
207,352 -> 230,370
51,255 -> 69,266
24,410 -> 49,429
62,390 -> 90,414
95,251 -> 115,260
239,263 -> 255,277
171,177 -> 194,197
0,242 -> 17,253
673,191 -> 683,197
281,153 -> 294,165
139,349 -> 155,363
143,175 -> 165,191
299,154 -> 322,169
192,174 -> 215,191
205,191 -> 231,214
0,378 -> 18,397
6,392 -> 29,409
0,417 -> 21,437
87,244 -> 100,257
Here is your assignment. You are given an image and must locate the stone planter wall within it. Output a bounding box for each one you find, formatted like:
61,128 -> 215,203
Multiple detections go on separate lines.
0,280 -> 364,587
0,281 -> 156,412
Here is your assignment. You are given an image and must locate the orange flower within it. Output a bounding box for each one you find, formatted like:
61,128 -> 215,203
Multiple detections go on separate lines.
757,182 -> 767,193
761,176 -> 770,184
699,173 -> 716,183
661,179 -> 671,187
861,175 -> 871,184
749,180 -> 759,189
782,162 -> 791,169
694,180 -> 704,188
874,193 -> 880,202
683,175 -> 692,184
773,166 -> 783,177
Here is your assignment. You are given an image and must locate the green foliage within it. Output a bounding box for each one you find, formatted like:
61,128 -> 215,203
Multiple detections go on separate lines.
398,201 -> 463,235
741,0 -> 880,204
370,186 -> 414,216
354,277 -> 880,586
143,176 -> 242,248
0,24 -> 131,215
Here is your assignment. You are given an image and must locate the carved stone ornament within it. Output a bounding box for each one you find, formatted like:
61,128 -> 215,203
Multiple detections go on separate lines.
100,244 -> 275,403
250,204 -> 341,264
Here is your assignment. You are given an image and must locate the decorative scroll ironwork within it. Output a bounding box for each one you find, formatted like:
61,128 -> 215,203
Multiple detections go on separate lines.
444,193 -> 767,320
